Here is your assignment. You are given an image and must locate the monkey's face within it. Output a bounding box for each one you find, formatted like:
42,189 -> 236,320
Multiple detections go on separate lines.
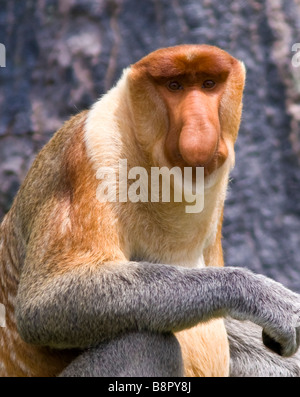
129,45 -> 246,180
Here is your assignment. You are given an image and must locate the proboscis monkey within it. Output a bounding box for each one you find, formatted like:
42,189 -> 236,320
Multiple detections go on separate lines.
0,45 -> 300,377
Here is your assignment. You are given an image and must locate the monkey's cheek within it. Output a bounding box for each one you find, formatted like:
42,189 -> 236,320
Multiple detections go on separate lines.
203,151 -> 228,178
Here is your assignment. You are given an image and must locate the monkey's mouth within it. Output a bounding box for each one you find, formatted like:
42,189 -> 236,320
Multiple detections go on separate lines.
171,151 -> 227,178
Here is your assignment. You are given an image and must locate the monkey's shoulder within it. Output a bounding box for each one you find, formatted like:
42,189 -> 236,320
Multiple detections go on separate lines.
10,111 -> 91,229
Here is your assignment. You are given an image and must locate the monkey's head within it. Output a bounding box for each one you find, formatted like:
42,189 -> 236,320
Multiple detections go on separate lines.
128,44 -> 245,179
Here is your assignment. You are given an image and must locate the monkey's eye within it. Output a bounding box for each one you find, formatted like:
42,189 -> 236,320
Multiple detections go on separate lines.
202,80 -> 216,89
167,81 -> 183,91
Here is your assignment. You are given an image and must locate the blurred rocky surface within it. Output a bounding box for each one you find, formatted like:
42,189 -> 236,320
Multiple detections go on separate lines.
0,0 -> 300,291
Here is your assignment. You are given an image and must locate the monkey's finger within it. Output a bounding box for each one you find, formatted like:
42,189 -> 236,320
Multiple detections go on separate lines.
262,331 -> 284,356
262,329 -> 298,357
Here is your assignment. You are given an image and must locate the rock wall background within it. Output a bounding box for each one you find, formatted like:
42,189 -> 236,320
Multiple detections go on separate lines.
0,0 -> 300,291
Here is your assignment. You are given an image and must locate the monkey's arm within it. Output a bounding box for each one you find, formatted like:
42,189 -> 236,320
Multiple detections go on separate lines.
226,318 -> 300,377
16,260 -> 300,357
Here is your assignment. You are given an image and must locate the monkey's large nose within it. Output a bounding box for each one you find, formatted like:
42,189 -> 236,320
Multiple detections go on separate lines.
179,123 -> 219,167
177,89 -> 221,168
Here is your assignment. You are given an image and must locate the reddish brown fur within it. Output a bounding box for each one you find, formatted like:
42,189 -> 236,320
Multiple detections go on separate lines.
0,112 -> 126,376
132,45 -> 234,80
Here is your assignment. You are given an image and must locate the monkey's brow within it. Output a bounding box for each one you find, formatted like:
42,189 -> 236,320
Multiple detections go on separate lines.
151,70 -> 228,85
151,73 -> 186,83
197,70 -> 229,80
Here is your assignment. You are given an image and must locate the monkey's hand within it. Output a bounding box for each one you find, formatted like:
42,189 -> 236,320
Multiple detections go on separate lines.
226,267 -> 300,357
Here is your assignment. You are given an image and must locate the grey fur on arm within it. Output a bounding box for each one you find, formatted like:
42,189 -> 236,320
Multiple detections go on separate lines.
15,262 -> 300,358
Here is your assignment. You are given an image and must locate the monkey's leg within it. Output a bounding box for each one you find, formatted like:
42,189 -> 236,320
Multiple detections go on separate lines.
59,331 -> 183,377
226,318 -> 300,377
